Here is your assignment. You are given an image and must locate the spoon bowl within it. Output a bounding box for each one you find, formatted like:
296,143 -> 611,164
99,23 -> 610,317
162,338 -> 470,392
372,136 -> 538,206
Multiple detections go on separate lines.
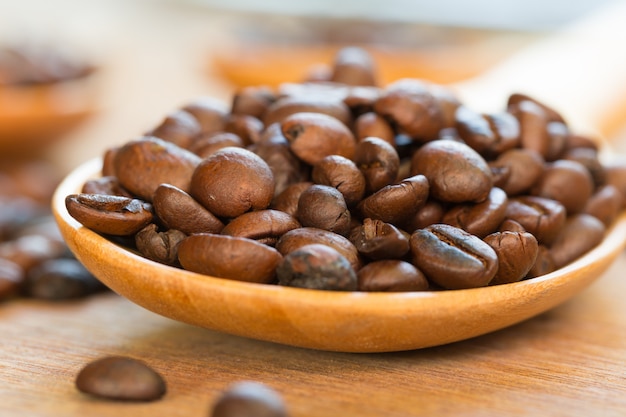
52,157 -> 626,352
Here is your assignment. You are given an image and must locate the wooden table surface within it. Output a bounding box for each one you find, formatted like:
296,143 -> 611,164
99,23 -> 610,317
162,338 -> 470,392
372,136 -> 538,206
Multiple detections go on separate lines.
1,1 -> 626,416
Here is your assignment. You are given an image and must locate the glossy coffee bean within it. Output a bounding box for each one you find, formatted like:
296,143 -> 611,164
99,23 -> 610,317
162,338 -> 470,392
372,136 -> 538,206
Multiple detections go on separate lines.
270,182 -> 313,217
454,105 -> 497,156
146,109 -> 201,149
530,159 -> 594,214
411,139 -> 492,203
264,94 -> 352,127
81,176 -> 133,197
153,184 -> 224,235
484,111 -> 520,156
189,132 -> 244,159
583,184 -> 624,226
65,194 -> 154,236
190,147 -> 274,218
354,137 -> 400,194
329,46 -> 377,86
281,112 -> 356,165
484,231 -> 538,285
549,214 -> 605,268
75,356 -> 166,402
354,112 -> 395,146
276,227 -> 361,272
224,114 -> 264,146
296,184 -> 351,236
357,260 -> 428,292
178,234 -> 282,283
409,224 -> 498,289
489,148 -> 545,196
442,187 -> 508,238
231,85 -> 276,119
311,155 -> 366,207
349,218 -> 409,260
276,243 -> 357,291
211,381 -> 287,417
505,196 -> 566,245
135,224 -> 186,266
221,209 -> 301,246
254,140 -> 310,197
526,245 -> 557,279
181,96 -> 228,135
357,175 -> 429,225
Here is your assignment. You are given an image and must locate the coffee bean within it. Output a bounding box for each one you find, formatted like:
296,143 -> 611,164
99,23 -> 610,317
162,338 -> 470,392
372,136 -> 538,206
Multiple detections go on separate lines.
210,381 -> 287,417
530,159 -> 594,214
409,224 -> 498,289
311,155 -> 366,207
25,258 -> 105,300
442,187 -> 508,238
484,231 -> 538,285
357,260 -> 428,292
135,224 -> 186,266
221,209 -> 301,246
354,137 -> 400,194
146,109 -> 201,149
504,196 -> 566,245
75,356 -> 166,402
277,243 -> 357,291
550,214 -> 605,268
0,258 -> 24,300
296,184 -> 351,236
349,218 -> 409,260
357,175 -> 429,225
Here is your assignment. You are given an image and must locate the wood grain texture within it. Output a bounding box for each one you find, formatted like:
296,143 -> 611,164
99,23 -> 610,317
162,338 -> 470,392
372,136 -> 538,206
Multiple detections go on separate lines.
1,252 -> 625,416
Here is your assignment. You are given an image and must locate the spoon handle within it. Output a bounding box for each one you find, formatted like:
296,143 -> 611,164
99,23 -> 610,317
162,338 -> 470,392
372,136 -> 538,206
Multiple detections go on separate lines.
453,1 -> 626,139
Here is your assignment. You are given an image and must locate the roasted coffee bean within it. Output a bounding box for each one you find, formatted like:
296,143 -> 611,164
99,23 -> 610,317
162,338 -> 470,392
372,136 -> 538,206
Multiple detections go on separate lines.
545,121 -> 569,161
583,184 -> 624,226
146,109 -> 201,149
357,260 -> 428,292
526,245 -> 556,278
454,105 -> 497,156
429,84 -> 462,129
484,111 -> 520,156
178,234 -> 282,283
276,243 -> 357,291
409,224 -> 498,289
264,94 -> 352,127
509,99 -> 551,158
530,159 -> 594,214
81,176 -> 133,197
489,148 -> 544,196
561,146 -> 606,187
224,114 -> 264,146
296,184 -> 351,236
181,96 -> 228,135
190,147 -> 274,218
0,196 -> 47,240
135,224 -> 186,266
354,112 -> 395,146
75,356 -> 166,402
231,85 -> 276,119
549,214 -> 605,269
276,227 -> 361,272
221,210 -> 301,246
402,200 -> 445,232
442,187 -> 508,238
271,182 -> 313,217
65,194 -> 153,236
357,175 -> 429,225
113,137 -> 202,201
153,184 -> 224,235
311,155 -> 365,207
101,146 -> 119,177
354,137 -> 400,194
507,93 -> 566,124
484,231 -> 539,285
504,196 -> 566,245
498,219 -> 527,233
411,139 -> 492,203
342,85 -> 382,116
25,258 -> 105,300
189,132 -> 244,159
281,112 -> 356,165
0,234 -> 67,273
254,140 -> 310,197
374,78 -> 445,141
349,218 -> 409,260
210,381 -> 287,417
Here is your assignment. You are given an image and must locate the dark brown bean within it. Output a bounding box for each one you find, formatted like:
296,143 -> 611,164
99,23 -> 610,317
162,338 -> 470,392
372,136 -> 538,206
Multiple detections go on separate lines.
181,96 -> 228,135
484,231 -> 539,285
281,112 -> 356,165
135,223 -> 186,266
409,224 -> 498,289
549,214 -> 605,269
505,196 -> 566,245
354,137 -> 400,194
190,147 -> 274,219
65,194 -> 153,236
296,184 -> 351,236
81,176 -> 133,197
178,234 -> 282,283
530,159 -> 594,214
231,85 -> 276,119
210,381 -> 287,417
271,182 -> 313,217
221,209 -> 301,246
153,184 -> 224,235
264,95 -> 352,127
454,105 -> 497,156
489,148 -> 545,196
442,187 -> 508,238
75,356 -> 166,402
357,175 -> 429,225
354,112 -> 395,146
411,139 -> 492,203
0,258 -> 24,300
311,155 -> 366,207
25,258 -> 105,300
583,184 -> 624,226
357,260 -> 428,292
276,243 -> 357,291
329,46 -> 377,86
145,109 -> 201,149
349,218 -> 409,260
189,132 -> 244,159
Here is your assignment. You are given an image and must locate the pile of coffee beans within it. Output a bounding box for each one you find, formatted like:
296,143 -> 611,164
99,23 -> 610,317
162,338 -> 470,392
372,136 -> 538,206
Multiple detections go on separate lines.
65,47 -> 626,291
0,160 -> 106,301
0,44 -> 95,86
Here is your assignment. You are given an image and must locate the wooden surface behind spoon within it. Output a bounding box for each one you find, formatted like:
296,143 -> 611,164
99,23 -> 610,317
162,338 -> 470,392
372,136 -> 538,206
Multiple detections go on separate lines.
53,2 -> 626,353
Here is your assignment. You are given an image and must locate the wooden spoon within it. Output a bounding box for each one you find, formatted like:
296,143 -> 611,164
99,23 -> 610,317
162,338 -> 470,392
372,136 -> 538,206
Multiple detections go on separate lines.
52,3 -> 626,352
